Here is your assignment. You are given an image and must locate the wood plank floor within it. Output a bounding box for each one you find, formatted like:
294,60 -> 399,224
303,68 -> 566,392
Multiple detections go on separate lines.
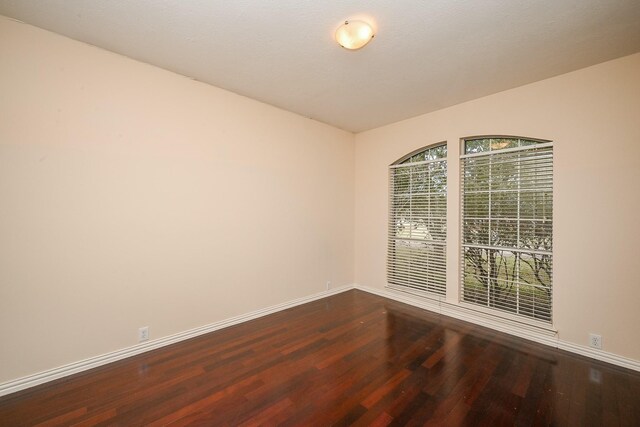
1,289 -> 640,426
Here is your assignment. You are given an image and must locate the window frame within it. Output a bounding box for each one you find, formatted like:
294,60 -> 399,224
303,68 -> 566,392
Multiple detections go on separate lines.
387,142 -> 448,299
459,135 -> 554,325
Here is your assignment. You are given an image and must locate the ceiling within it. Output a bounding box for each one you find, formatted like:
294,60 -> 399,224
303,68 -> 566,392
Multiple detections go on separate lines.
1,1 -> 639,133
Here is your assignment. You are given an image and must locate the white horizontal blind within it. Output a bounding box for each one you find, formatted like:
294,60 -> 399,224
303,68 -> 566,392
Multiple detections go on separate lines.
388,145 -> 447,296
461,137 -> 553,322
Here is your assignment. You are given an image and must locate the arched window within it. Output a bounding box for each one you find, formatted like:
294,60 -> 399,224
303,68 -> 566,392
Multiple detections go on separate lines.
461,136 -> 553,322
388,143 -> 447,296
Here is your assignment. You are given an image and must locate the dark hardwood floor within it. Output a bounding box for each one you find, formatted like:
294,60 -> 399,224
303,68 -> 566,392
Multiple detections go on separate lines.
1,290 -> 640,426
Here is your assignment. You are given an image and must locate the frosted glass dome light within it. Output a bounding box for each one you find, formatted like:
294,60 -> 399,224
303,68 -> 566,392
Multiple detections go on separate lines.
335,20 -> 375,50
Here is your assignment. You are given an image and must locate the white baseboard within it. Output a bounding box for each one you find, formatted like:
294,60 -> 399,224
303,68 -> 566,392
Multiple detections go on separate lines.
557,340 -> 640,372
354,284 -> 640,372
0,285 -> 354,397
3,282 -> 638,397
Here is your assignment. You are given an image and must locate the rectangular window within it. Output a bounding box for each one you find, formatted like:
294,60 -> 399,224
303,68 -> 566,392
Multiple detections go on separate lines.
387,144 -> 447,296
461,137 -> 553,322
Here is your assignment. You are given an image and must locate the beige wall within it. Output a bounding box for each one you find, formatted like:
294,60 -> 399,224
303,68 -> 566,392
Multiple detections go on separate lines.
2,13 -> 640,386
0,17 -> 354,383
355,53 -> 640,361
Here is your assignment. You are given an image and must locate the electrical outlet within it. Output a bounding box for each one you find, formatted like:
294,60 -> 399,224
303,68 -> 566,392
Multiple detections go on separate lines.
589,333 -> 602,349
326,281 -> 331,290
139,326 -> 149,342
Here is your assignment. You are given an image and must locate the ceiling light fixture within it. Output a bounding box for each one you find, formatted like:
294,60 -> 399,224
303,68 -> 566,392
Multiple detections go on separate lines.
335,20 -> 375,50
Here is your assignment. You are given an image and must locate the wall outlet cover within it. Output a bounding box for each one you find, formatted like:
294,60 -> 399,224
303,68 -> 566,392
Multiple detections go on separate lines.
139,326 -> 149,342
589,333 -> 602,349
